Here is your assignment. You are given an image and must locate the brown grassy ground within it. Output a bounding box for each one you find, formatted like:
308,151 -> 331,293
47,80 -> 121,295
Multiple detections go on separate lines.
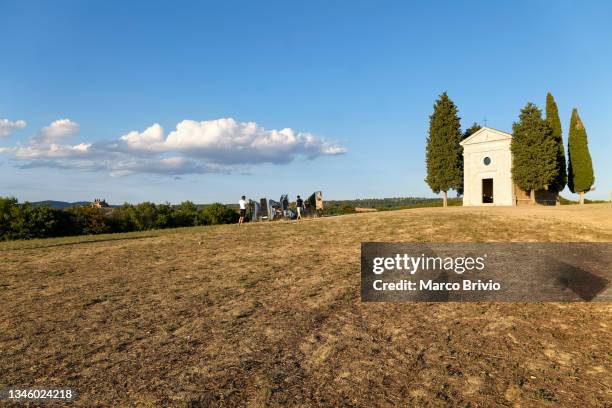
1,204 -> 611,407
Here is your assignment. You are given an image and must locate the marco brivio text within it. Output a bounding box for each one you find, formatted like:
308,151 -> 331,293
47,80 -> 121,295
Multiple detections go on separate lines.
371,254 -> 501,291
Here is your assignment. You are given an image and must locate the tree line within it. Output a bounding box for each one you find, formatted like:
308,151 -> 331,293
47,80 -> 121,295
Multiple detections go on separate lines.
0,198 -> 238,241
426,92 -> 595,205
325,197 -> 450,210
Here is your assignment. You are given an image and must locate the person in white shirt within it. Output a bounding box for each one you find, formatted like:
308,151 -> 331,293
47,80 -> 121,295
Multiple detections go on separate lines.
238,196 -> 247,226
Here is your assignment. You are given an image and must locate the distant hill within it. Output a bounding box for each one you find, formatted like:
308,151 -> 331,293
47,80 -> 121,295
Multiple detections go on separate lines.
31,200 -> 118,209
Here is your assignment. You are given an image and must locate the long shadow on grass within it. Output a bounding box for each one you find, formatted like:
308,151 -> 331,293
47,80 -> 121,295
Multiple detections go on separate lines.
0,235 -> 158,252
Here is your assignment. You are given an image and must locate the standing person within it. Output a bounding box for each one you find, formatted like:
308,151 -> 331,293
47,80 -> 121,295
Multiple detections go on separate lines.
296,195 -> 304,220
238,195 -> 247,226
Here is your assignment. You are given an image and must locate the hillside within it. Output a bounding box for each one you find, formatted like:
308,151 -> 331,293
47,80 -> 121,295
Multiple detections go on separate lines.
1,205 -> 611,406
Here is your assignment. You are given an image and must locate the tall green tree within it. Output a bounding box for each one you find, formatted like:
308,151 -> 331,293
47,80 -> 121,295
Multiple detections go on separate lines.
425,92 -> 463,207
511,103 -> 557,204
462,122 -> 482,140
545,92 -> 566,194
456,122 -> 482,196
567,108 -> 594,204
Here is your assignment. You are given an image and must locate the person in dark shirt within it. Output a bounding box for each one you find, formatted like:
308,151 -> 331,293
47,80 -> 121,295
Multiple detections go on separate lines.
296,195 -> 304,220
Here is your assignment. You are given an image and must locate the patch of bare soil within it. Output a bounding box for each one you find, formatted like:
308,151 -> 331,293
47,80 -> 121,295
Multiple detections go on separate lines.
1,204 -> 611,406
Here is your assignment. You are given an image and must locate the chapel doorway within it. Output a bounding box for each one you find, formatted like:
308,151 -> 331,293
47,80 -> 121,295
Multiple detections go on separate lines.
482,178 -> 493,203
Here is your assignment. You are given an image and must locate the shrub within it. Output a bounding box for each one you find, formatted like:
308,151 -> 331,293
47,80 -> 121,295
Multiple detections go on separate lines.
106,204 -> 137,232
0,197 -> 19,240
200,203 -> 239,225
131,202 -> 158,231
67,205 -> 109,235
154,203 -> 176,229
3,201 -> 62,240
322,203 -> 356,216
175,201 -> 201,227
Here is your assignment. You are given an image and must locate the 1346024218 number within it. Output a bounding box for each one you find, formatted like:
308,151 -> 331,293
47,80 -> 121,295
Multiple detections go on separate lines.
1,388 -> 76,401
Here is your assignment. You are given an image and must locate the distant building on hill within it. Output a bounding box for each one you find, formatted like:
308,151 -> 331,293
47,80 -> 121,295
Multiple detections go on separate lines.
91,198 -> 109,208
460,127 -> 558,206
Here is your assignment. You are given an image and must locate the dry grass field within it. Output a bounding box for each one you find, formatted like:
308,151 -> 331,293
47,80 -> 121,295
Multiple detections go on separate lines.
1,204 -> 611,407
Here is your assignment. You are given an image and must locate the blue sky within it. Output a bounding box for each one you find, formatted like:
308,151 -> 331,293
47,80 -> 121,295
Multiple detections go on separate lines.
1,0 -> 610,204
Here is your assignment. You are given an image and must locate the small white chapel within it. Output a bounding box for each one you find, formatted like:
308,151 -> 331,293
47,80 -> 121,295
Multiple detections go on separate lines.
460,127 -> 557,206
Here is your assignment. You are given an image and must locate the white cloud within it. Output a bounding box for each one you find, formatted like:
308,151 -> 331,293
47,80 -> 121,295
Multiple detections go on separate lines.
106,156 -> 217,177
0,119 -> 27,138
15,152 -> 219,177
121,118 -> 347,164
5,119 -> 87,160
322,145 -> 347,155
13,142 -> 92,159
120,123 -> 165,150
1,117 -> 346,176
39,119 -> 80,141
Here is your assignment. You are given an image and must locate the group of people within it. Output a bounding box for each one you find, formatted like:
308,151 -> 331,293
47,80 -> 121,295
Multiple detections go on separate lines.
238,195 -> 304,226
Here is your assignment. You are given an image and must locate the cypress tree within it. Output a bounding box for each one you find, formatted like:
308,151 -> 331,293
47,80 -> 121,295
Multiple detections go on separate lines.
457,122 -> 482,196
567,108 -> 594,204
462,122 -> 482,140
511,103 -> 557,204
545,92 -> 567,194
425,92 -> 463,207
